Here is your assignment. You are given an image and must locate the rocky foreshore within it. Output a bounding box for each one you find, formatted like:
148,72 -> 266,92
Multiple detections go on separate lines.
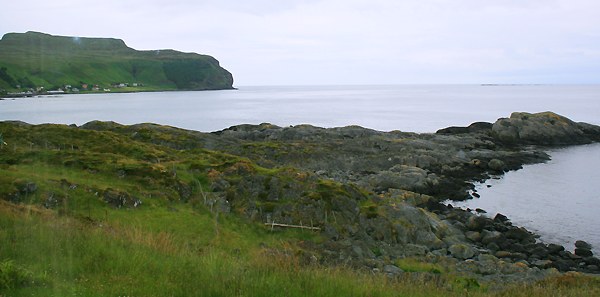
198,111 -> 600,281
6,111 -> 600,285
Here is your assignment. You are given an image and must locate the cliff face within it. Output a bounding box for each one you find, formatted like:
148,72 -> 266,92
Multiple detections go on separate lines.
0,31 -> 234,92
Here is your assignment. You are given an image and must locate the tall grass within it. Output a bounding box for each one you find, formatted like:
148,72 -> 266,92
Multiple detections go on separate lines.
2,200 -> 599,297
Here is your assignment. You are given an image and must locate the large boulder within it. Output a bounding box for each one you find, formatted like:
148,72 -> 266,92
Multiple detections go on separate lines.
492,112 -> 600,145
449,243 -> 477,259
361,165 -> 439,193
575,240 -> 594,257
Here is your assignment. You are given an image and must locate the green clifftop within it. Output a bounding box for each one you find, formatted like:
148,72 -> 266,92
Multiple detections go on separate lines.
0,31 -> 234,93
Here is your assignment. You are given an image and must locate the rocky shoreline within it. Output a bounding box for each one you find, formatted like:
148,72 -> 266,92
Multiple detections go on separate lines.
6,111 -> 600,285
183,111 -> 600,281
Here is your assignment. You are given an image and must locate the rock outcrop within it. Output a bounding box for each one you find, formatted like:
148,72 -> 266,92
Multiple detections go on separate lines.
73,112 -> 600,278
492,112 -> 600,145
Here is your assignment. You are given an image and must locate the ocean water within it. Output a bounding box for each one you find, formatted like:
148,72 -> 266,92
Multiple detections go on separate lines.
452,143 -> 600,252
1,84 -> 599,132
2,84 -> 600,251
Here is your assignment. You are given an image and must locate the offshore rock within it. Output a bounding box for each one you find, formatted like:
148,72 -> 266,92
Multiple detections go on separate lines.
492,112 -> 600,145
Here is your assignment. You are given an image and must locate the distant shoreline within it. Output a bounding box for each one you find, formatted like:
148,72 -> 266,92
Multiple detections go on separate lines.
0,87 -> 238,99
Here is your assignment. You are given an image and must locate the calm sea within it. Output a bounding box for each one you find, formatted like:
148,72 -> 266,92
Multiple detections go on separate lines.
452,143 -> 600,252
1,84 -> 599,132
2,84 -> 600,251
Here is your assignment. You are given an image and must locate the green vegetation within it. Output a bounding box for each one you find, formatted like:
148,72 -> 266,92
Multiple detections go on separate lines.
1,121 -> 599,296
395,257 -> 444,274
0,31 -> 233,93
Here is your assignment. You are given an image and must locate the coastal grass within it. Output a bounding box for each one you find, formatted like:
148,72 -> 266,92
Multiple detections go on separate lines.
1,122 -> 600,296
2,201 -> 600,297
0,201 -> 442,297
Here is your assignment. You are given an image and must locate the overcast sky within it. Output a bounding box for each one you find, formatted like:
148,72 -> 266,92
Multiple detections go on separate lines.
2,0 -> 599,86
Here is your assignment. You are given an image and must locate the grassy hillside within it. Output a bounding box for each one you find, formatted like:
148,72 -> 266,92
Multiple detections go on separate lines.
0,31 -> 234,93
1,121 -> 599,296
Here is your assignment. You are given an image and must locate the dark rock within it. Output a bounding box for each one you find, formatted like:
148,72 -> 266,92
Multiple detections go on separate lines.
552,259 -> 575,271
14,181 -> 38,195
468,122 -> 494,132
363,165 -> 439,193
565,251 -> 582,260
205,193 -> 230,214
466,215 -> 490,231
487,159 -> 506,171
505,227 -> 533,242
383,264 -> 404,276
436,122 -> 492,134
43,192 -> 63,209
530,245 -> 550,259
465,231 -> 481,242
583,256 -> 600,266
496,239 -> 514,251
575,248 -> 593,257
493,213 -> 509,223
495,251 -> 512,258
436,126 -> 469,134
492,111 -> 598,145
103,188 -> 142,208
575,240 -> 593,250
508,244 -> 529,257
486,242 -> 500,252
176,181 -> 192,201
211,178 -> 231,192
510,252 -> 527,260
481,230 -> 503,245
401,244 -> 429,257
324,224 -> 340,241
449,244 -> 476,260
546,244 -> 565,255
352,245 -> 364,258
533,259 -> 553,269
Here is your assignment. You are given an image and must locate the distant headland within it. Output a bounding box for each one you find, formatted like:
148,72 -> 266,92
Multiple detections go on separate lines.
0,31 -> 234,97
